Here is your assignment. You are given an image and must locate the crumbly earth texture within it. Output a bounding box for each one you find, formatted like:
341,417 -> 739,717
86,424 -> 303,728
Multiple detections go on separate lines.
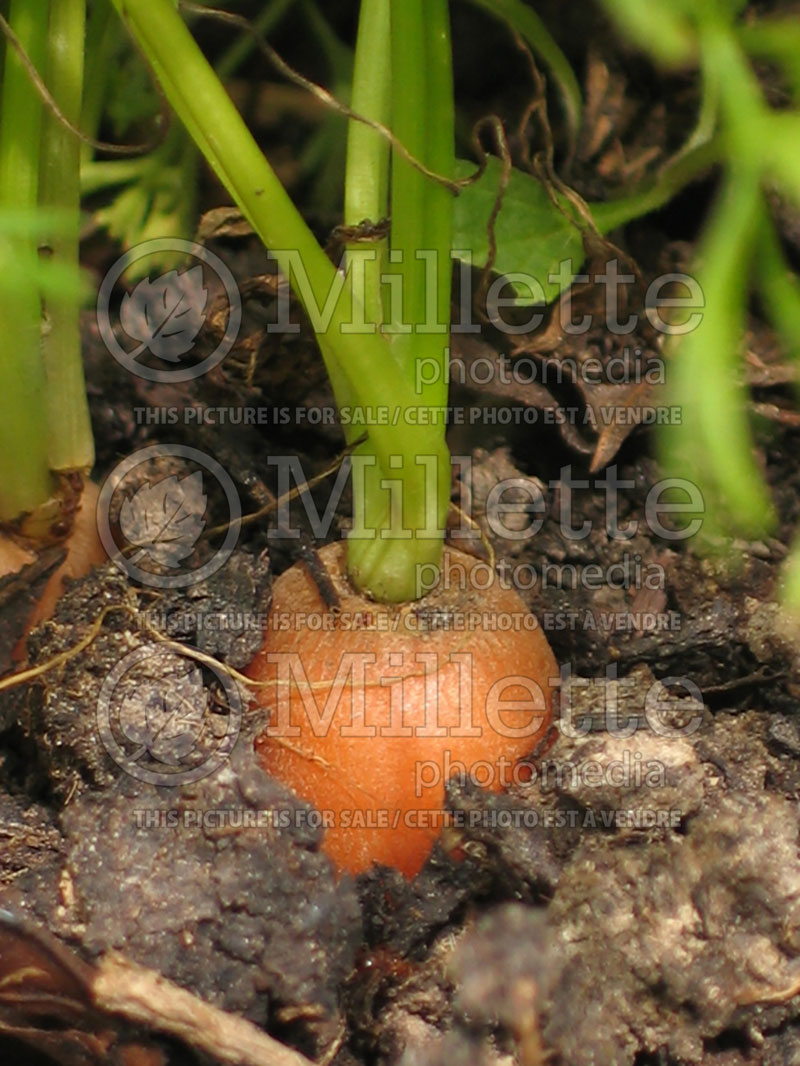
2,461 -> 800,1065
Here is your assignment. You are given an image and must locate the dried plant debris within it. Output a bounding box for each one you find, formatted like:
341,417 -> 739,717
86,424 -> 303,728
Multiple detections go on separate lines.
577,47 -> 694,193
58,753 -> 360,1057
0,908 -> 321,1066
0,742 -> 361,1061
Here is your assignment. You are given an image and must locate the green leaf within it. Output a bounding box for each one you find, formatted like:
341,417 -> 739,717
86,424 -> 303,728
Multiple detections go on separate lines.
757,215 -> 800,362
451,156 -> 585,304
106,53 -> 160,136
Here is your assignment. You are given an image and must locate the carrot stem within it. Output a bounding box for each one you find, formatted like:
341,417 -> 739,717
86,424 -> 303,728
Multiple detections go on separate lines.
40,0 -> 94,474
111,0 -> 455,602
0,0 -> 53,519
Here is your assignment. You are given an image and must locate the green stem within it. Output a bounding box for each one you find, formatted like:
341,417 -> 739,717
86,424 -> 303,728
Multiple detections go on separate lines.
344,0 -> 454,600
109,0 -> 435,463
81,0 -> 117,167
738,19 -> 800,98
339,0 -> 392,596
344,0 -> 390,332
386,0 -> 453,413
422,0 -> 455,378
384,0 -> 453,407
0,0 -> 53,519
387,0 -> 428,354
40,0 -> 94,472
111,0 -> 450,601
757,213 -> 800,360
662,25 -> 774,537
662,166 -> 772,532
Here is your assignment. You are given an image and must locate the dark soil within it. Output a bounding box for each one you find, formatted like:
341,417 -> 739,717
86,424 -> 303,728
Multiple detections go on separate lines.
2,3 -> 800,1065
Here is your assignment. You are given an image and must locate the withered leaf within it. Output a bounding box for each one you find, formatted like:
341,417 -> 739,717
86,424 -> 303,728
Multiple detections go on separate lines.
0,912 -> 315,1066
0,908 -> 93,1024
195,206 -> 254,242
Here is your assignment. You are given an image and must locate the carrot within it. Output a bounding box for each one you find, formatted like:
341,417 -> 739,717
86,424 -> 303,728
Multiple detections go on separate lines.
0,479 -> 106,657
249,542 -> 557,877
112,0 -> 558,877
27,480 -> 106,626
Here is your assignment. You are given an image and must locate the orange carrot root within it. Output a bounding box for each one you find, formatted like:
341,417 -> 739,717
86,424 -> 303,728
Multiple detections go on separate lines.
249,541 -> 558,877
0,479 -> 106,656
